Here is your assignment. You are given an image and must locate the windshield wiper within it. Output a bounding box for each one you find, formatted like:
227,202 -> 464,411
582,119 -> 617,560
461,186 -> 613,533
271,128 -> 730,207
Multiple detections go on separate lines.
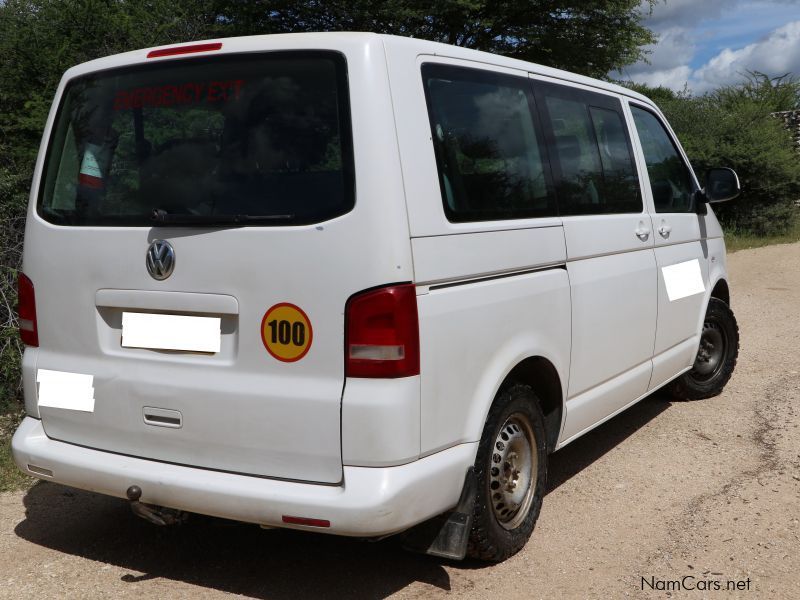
151,209 -> 295,225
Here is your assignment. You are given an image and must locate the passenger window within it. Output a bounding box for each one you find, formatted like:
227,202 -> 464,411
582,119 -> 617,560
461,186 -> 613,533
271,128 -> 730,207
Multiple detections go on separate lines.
422,64 -> 555,222
631,106 -> 696,213
540,85 -> 640,215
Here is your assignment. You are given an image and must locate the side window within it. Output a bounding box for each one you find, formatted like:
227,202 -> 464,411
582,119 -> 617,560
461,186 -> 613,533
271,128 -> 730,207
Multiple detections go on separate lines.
422,64 -> 555,222
630,106 -> 696,213
50,123 -> 81,210
539,84 -> 641,215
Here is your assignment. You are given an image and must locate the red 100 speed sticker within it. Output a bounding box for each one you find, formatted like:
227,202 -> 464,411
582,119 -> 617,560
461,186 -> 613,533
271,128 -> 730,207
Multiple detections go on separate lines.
260,303 -> 313,362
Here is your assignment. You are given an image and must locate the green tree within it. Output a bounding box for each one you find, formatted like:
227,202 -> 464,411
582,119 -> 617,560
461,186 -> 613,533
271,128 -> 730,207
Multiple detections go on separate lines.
0,0 -> 656,409
622,73 -> 800,236
215,0 -> 656,78
0,0 -> 219,409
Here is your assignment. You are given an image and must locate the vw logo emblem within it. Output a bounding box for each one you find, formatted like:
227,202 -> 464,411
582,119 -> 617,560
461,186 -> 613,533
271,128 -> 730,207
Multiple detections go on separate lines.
146,240 -> 175,280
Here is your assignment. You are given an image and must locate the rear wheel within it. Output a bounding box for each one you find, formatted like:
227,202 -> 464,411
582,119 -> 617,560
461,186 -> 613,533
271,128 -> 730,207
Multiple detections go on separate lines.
467,383 -> 547,562
668,297 -> 739,400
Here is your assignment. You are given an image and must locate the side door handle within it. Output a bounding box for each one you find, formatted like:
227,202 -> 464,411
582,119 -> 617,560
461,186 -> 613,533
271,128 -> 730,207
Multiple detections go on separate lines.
658,223 -> 672,238
635,225 -> 650,241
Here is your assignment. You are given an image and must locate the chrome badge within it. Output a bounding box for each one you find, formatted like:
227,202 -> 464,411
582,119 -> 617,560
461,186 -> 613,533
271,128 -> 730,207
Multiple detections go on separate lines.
146,240 -> 175,280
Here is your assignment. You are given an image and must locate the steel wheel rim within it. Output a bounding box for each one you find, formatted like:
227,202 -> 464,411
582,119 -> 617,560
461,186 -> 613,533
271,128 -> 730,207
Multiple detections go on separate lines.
692,319 -> 727,380
488,413 -> 537,530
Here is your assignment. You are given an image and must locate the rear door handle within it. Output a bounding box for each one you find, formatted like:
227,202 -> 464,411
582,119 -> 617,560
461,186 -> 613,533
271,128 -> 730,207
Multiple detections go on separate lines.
635,226 -> 650,241
658,224 -> 672,238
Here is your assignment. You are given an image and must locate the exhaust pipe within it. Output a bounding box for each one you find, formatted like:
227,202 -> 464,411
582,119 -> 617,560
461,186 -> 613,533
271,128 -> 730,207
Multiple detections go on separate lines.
126,485 -> 187,526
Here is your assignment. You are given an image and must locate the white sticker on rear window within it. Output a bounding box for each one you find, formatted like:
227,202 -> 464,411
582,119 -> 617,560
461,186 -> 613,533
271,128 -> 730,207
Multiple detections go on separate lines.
662,259 -> 705,302
79,144 -> 102,177
122,312 -> 221,353
78,143 -> 105,189
37,369 -> 95,413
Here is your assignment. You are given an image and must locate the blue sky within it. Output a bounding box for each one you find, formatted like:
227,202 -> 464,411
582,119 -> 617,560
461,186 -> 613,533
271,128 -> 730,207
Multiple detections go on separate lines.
614,0 -> 800,92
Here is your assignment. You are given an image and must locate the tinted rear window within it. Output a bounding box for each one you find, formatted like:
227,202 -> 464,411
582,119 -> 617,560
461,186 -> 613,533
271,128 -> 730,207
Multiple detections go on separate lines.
39,51 -> 354,226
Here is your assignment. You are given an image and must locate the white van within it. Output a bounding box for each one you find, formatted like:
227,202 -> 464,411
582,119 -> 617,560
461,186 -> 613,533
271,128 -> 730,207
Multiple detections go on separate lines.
13,33 -> 740,562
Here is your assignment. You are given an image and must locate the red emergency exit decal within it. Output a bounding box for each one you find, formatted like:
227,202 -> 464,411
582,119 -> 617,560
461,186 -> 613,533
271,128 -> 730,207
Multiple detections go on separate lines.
113,80 -> 244,110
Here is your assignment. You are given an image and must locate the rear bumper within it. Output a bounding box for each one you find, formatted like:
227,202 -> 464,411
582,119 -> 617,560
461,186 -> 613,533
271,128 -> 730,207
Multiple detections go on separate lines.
12,417 -> 476,537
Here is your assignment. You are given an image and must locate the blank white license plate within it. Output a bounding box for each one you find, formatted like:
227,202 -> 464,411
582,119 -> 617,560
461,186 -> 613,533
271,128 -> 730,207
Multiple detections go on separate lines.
122,312 -> 221,353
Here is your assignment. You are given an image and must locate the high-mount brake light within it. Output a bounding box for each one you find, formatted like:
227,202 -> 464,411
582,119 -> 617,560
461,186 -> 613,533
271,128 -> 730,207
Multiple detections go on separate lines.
147,42 -> 223,59
345,284 -> 420,378
17,273 -> 38,347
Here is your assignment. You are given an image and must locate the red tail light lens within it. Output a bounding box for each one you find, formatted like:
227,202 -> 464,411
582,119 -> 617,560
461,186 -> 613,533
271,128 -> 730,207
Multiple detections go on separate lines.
345,284 -> 420,378
147,42 -> 223,59
17,273 -> 39,347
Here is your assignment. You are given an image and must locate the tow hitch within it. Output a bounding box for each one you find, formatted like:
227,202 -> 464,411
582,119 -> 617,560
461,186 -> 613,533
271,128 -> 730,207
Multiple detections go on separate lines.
126,485 -> 187,526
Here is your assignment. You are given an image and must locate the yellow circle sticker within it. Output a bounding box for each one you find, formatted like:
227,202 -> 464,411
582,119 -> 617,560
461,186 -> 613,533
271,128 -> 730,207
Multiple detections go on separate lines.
260,303 -> 313,362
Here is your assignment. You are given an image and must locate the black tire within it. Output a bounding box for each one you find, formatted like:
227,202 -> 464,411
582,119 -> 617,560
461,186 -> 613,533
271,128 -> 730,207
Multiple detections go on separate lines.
467,383 -> 547,562
668,297 -> 739,400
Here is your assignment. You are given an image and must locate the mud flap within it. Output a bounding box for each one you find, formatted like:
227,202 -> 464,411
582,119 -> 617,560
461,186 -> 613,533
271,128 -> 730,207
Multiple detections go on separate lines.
401,467 -> 477,560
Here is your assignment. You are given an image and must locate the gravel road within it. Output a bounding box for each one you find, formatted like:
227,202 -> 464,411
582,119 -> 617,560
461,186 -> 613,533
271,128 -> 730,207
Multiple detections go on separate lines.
2,242 -> 799,599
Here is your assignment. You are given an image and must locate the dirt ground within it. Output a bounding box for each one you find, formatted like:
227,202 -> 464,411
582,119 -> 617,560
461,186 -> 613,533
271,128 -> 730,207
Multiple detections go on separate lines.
1,242 -> 799,599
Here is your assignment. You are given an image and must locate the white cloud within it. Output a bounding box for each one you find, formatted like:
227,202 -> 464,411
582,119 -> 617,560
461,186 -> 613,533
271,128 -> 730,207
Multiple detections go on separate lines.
620,2 -> 800,93
613,26 -> 694,87
635,27 -> 696,72
630,65 -> 693,90
691,20 -> 800,92
616,1 -> 720,88
639,0 -> 735,29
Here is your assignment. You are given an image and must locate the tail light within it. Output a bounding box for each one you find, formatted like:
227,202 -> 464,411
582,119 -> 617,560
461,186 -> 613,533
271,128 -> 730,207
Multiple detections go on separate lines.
17,273 -> 39,347
345,284 -> 420,378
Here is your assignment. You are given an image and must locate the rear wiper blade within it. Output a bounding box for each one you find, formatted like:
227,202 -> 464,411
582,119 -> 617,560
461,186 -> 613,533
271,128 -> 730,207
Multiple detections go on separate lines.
151,209 -> 295,225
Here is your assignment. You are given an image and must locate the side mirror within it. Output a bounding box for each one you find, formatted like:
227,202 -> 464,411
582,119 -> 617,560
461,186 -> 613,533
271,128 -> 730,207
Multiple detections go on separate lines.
703,167 -> 740,203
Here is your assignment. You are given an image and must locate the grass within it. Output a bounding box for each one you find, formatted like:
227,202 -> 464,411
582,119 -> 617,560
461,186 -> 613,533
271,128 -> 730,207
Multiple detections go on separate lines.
0,408 -> 33,492
724,215 -> 800,252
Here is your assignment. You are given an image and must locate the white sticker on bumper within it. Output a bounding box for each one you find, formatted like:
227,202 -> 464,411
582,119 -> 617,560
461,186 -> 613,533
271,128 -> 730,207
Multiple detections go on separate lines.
662,259 -> 705,302
122,312 -> 221,353
37,369 -> 95,412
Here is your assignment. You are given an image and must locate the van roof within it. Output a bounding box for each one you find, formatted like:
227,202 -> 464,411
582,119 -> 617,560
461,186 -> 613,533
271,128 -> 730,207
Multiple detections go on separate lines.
60,32 -> 654,107
377,33 -> 653,105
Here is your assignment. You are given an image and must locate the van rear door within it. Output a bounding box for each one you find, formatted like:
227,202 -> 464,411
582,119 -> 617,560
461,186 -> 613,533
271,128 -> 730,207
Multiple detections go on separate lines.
24,48 -> 387,484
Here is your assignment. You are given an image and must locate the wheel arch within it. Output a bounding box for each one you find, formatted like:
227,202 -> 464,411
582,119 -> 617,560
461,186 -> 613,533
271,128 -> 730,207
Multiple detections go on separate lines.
695,275 -> 731,338
710,278 -> 730,306
500,357 -> 564,454
696,234 -> 731,338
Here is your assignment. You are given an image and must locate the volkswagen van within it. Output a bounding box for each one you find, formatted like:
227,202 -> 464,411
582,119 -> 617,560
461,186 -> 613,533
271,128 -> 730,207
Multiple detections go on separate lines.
13,33 -> 740,561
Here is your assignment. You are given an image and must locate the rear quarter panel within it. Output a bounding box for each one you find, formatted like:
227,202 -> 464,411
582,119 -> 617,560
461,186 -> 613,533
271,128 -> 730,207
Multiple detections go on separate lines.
383,39 -> 571,454
417,269 -> 571,455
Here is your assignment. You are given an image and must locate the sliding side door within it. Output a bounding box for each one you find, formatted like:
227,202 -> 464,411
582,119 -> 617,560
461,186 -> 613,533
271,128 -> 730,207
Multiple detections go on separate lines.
532,79 -> 657,443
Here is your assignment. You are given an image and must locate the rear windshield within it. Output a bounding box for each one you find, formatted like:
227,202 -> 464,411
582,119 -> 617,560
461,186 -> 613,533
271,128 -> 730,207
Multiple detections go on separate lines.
39,51 -> 354,226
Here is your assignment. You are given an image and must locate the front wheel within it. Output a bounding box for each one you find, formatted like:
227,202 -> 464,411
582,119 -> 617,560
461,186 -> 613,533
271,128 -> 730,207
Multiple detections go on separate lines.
668,297 -> 739,400
467,383 -> 547,562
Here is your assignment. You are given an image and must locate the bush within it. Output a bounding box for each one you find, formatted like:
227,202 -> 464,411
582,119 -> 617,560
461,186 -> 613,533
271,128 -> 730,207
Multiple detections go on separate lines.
0,151 -> 28,412
0,0 -> 221,411
623,74 -> 800,236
